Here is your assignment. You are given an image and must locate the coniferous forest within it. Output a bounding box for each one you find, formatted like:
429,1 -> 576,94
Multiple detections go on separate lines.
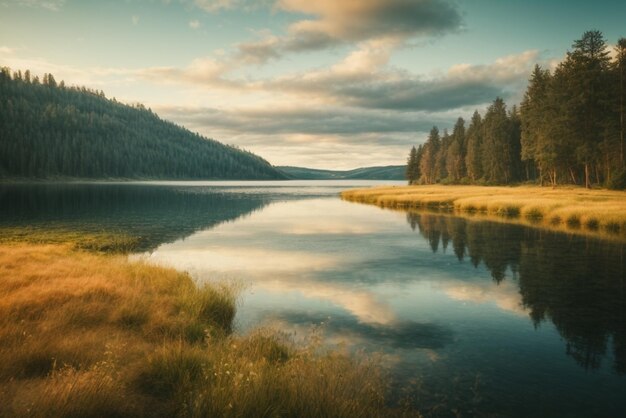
0,68 -> 286,180
406,31 -> 626,189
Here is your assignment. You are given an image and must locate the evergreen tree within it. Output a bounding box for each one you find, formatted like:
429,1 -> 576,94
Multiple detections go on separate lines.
481,98 -> 514,183
445,117 -> 466,182
436,129 -> 451,181
520,65 -> 551,182
0,67 -> 286,180
405,146 -> 420,184
419,127 -> 441,184
615,38 -> 626,169
508,105 -> 522,182
404,31 -> 626,188
567,30 -> 612,187
465,111 -> 483,182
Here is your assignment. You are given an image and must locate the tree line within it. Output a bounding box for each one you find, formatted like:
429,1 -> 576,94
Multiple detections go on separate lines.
406,30 -> 626,189
0,68 -> 286,180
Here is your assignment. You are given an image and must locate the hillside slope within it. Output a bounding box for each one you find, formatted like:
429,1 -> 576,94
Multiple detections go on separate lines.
278,165 -> 405,180
0,68 -> 286,180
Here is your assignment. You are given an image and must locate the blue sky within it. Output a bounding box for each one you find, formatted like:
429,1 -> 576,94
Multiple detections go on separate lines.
1,0 -> 625,169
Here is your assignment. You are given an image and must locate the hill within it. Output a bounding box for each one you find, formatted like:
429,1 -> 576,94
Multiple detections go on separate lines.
278,165 -> 405,180
0,68 -> 286,180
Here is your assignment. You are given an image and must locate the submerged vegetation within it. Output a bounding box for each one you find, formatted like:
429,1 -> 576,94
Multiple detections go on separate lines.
0,231 -> 407,417
342,185 -> 626,238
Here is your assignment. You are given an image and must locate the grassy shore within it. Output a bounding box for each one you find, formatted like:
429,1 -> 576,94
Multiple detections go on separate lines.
342,185 -> 626,238
0,231 -> 410,417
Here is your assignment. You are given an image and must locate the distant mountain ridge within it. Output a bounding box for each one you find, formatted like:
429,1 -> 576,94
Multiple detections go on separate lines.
0,68 -> 286,180
278,165 -> 405,180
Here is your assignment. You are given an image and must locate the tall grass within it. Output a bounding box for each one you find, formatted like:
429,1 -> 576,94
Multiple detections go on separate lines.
342,185 -> 626,238
0,241 -> 412,417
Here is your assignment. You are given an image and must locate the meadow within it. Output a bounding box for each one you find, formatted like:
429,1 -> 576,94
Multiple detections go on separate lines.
0,230 -> 411,417
342,185 -> 626,238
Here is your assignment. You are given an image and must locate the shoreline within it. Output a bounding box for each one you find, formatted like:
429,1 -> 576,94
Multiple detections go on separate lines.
0,232 -> 408,417
341,185 -> 626,240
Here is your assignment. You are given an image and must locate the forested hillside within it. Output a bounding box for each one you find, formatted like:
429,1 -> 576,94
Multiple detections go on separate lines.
0,68 -> 286,180
279,165 -> 405,180
405,31 -> 626,189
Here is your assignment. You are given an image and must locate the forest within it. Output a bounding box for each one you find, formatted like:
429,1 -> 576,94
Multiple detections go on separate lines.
0,68 -> 286,180
406,31 -> 626,189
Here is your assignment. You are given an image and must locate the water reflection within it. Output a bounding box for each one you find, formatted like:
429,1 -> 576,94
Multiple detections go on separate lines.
407,211 -> 626,374
264,312 -> 454,350
0,183 -> 271,251
3,182 -> 625,416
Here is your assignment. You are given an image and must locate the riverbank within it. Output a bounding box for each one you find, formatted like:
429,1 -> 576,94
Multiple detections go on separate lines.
341,185 -> 626,238
0,231 -> 408,417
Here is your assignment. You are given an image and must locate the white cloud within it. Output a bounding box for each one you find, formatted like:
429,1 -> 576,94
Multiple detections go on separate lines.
0,35 -> 544,169
189,19 -> 201,29
192,0 -> 235,12
4,0 -> 65,11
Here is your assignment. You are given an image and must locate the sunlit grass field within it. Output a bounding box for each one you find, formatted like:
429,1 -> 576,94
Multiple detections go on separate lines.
342,185 -> 626,238
0,232 -> 408,417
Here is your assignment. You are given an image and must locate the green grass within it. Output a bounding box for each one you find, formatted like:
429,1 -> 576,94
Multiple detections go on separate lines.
0,227 -> 143,253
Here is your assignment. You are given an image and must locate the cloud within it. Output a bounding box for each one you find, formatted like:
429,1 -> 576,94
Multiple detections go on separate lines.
137,56 -> 236,88
439,279 -> 528,317
157,105 -> 444,137
189,19 -> 201,29
3,0 -> 65,11
154,105 -> 446,168
142,43 -> 538,113
192,0 -> 235,12
0,46 -> 15,54
263,49 -> 539,111
131,15 -> 140,25
264,311 -> 454,350
189,0 -> 274,13
236,0 -> 462,63
279,0 -> 462,47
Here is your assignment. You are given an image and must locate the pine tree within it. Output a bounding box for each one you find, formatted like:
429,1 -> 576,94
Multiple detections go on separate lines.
481,98 -> 517,184
508,105 -> 522,182
446,117 -> 466,182
405,146 -> 420,184
0,67 -> 286,180
616,38 -> 626,169
436,129 -> 451,181
568,30 -> 612,187
465,111 -> 483,182
419,127 -> 441,184
520,65 -> 551,182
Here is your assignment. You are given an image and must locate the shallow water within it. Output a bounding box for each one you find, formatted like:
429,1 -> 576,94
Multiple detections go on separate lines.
2,181 -> 625,417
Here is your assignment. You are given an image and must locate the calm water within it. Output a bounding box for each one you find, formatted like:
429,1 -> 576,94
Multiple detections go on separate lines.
2,181 -> 625,417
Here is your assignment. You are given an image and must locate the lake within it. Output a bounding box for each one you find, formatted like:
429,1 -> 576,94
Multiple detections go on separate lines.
2,181 -> 625,417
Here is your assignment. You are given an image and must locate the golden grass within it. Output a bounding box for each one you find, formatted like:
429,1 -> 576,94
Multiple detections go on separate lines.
0,239 -> 411,417
341,185 -> 626,239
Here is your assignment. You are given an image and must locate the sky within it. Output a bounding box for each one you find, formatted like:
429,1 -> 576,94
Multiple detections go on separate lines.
1,0 -> 625,169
